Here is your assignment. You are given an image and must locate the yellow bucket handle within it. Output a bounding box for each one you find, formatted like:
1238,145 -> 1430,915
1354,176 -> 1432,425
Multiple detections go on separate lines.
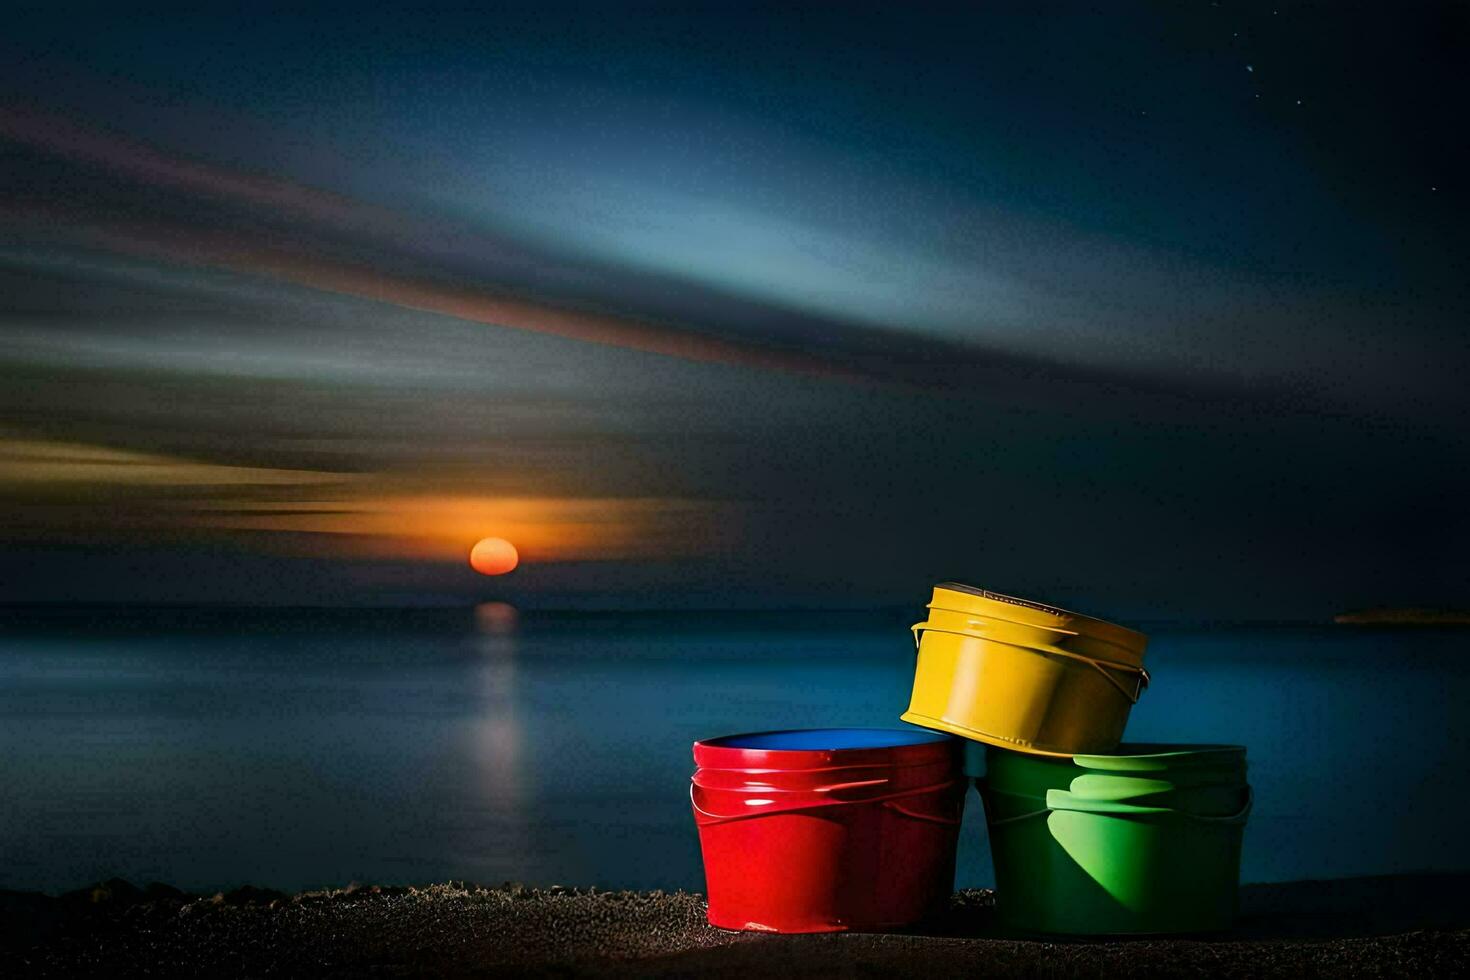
912,623 -> 1152,705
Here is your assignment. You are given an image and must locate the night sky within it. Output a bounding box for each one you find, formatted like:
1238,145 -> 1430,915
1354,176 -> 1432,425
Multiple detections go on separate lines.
1,3 -> 1466,617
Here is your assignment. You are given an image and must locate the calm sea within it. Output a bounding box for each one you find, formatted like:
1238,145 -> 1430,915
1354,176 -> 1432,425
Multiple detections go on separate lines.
1,607 -> 1466,894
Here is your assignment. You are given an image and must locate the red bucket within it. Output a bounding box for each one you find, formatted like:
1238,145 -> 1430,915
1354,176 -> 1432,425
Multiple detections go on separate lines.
691,728 -> 964,933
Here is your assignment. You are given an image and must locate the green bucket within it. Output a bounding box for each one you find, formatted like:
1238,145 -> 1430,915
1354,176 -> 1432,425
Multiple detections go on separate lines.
981,744 -> 1251,935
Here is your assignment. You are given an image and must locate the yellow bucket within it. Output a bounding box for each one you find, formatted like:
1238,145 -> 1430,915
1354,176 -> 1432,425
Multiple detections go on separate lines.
900,583 -> 1149,757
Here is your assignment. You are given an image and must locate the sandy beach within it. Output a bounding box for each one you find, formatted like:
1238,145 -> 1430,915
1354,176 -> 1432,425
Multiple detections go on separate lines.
4,874 -> 1468,978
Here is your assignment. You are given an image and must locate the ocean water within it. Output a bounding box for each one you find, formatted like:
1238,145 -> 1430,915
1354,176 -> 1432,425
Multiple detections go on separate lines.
1,607 -> 1466,895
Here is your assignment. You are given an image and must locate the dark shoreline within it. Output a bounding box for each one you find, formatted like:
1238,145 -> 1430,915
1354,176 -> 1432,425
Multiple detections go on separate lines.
4,873 -> 1469,978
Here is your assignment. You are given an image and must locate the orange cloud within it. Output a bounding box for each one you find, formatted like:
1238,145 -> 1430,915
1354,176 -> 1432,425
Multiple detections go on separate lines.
1,437 -> 733,563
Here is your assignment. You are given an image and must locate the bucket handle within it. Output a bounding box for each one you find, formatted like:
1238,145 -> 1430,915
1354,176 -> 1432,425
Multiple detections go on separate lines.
691,778 -> 965,826
986,787 -> 1254,826
912,623 -> 1151,705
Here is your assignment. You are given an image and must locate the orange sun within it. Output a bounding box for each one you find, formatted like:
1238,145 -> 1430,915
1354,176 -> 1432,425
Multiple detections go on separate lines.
469,537 -> 520,576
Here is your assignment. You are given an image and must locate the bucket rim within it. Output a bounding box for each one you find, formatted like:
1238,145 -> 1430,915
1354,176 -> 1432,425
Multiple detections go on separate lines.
899,710 -> 1084,757
929,583 -> 1147,658
1072,743 -> 1246,769
986,742 -> 1246,765
980,780 -> 1249,805
699,727 -> 952,751
694,727 -> 957,769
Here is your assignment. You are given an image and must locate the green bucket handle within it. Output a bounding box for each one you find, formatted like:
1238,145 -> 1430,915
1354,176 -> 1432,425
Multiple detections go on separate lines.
1064,772 -> 1249,800
912,622 -> 1152,704
986,786 -> 1253,826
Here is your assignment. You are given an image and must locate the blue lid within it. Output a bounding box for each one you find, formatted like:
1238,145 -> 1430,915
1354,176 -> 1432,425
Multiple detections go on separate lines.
703,728 -> 951,751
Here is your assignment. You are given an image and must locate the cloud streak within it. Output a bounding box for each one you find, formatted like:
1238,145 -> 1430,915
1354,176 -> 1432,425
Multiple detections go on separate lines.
0,106 -> 861,378
0,438 -> 351,487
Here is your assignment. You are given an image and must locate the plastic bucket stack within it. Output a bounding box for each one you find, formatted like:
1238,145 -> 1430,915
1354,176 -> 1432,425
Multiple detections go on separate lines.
689,582 -> 1251,936
691,729 -> 965,933
900,582 -> 1254,936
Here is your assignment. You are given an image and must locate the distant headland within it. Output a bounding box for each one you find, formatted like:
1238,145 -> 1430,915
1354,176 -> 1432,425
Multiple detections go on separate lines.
1334,608 -> 1470,626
